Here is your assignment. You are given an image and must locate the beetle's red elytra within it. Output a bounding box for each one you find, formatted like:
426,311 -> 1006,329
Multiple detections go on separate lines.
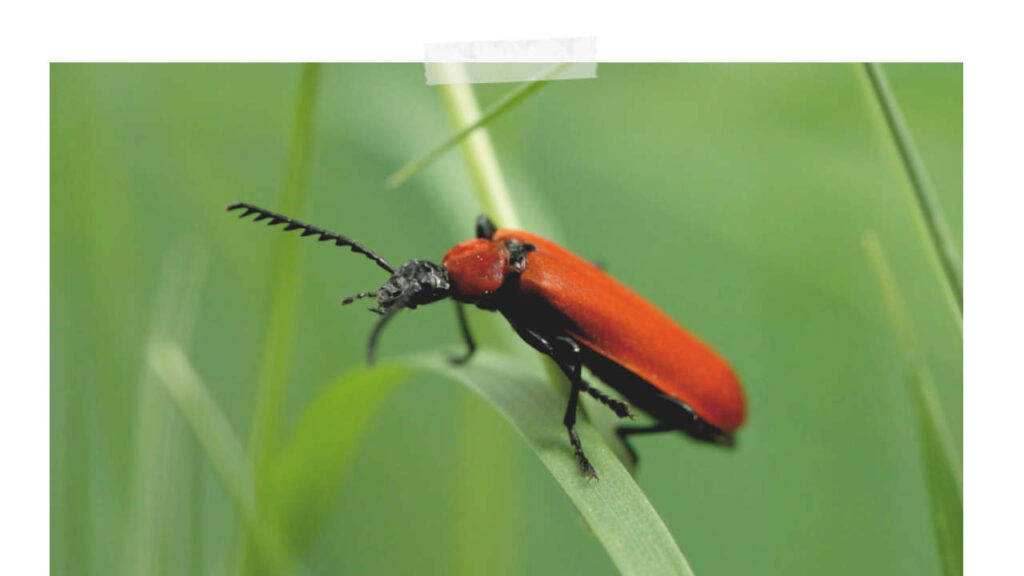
228,203 -> 747,478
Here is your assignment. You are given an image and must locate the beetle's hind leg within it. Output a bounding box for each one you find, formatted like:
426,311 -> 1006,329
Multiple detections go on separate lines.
615,423 -> 674,467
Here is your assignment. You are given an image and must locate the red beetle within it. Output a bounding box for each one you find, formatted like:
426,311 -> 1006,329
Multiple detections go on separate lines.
228,203 -> 746,477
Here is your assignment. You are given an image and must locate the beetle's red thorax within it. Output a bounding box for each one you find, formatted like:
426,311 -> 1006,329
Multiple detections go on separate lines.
442,239 -> 510,302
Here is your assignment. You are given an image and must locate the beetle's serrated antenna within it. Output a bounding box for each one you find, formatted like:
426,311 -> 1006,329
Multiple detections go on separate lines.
226,202 -> 395,274
366,292 -> 413,365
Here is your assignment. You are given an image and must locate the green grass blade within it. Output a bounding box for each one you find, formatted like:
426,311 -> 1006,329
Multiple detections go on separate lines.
248,62 -> 322,467
433,66 -> 521,228
908,369 -> 964,576
386,63 -> 569,192
403,351 -> 695,576
863,232 -> 962,576
124,243 -> 206,576
424,63 -> 639,572
147,339 -> 302,576
260,365 -> 412,557
428,63 -> 536,575
244,62 -> 321,574
863,63 -> 963,320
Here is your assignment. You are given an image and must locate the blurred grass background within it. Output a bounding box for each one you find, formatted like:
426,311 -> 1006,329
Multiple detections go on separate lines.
51,63 -> 962,575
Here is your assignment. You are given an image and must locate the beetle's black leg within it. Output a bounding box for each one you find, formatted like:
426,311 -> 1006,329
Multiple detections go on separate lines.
562,365 -> 597,479
551,335 -> 644,479
507,326 -> 597,477
511,326 -> 634,419
550,336 -> 634,419
447,302 -> 476,365
476,214 -> 497,239
615,423 -> 674,467
505,324 -> 638,478
580,383 -> 634,419
366,292 -> 413,365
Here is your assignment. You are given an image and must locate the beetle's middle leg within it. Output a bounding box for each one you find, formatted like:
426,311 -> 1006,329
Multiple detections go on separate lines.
548,335 -> 637,479
549,336 -> 634,419
511,327 -> 595,476
511,326 -> 634,419
561,364 -> 596,479
505,327 -> 600,477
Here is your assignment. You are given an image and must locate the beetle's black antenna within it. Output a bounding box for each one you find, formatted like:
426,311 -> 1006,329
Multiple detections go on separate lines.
227,202 -> 395,274
366,292 -> 413,365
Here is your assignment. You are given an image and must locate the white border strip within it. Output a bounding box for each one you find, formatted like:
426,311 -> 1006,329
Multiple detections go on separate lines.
424,37 -> 596,85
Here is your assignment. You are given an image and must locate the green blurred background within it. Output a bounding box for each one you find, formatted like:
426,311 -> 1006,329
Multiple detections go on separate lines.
51,63 -> 962,575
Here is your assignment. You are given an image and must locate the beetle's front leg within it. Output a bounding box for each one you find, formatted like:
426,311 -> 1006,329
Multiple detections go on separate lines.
446,302 -> 476,365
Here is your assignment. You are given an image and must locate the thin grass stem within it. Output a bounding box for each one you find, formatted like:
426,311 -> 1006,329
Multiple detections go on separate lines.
863,63 -> 963,323
431,62 -> 526,576
387,63 -> 569,192
248,63 -> 322,464
243,63 -> 321,572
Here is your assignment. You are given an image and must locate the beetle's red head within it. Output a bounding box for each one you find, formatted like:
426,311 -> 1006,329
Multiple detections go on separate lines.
442,239 -> 510,303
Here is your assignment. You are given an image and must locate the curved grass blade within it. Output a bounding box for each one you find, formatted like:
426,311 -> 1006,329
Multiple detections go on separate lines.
243,62 -> 322,575
402,351 -> 695,576
430,61 -> 534,575
386,63 -> 570,190
147,339 -> 303,576
863,63 -> 963,321
863,232 -> 962,576
261,365 -> 412,557
398,62 -> 659,574
125,243 -> 206,576
909,368 -> 963,576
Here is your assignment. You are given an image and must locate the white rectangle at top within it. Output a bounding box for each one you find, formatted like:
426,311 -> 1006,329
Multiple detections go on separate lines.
424,37 -> 597,85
